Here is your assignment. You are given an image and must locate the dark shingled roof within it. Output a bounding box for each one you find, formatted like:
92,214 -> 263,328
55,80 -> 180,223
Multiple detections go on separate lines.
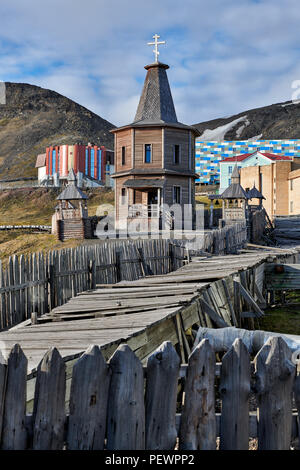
57,185 -> 88,200
248,184 -> 265,200
231,164 -> 240,180
134,62 -> 177,124
111,62 -> 200,136
57,170 -> 88,200
221,183 -> 248,199
123,178 -> 164,188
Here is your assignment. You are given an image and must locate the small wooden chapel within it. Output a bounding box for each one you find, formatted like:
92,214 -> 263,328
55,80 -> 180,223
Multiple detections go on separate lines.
111,34 -> 200,231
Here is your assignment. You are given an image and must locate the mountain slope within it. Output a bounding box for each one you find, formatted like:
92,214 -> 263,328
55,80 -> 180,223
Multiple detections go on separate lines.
0,82 -> 115,179
193,100 -> 300,141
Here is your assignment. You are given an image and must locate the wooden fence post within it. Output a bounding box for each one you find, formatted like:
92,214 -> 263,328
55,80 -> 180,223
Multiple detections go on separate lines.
49,264 -> 55,310
295,373 -> 300,449
32,348 -> 66,450
137,247 -> 148,277
1,344 -> 27,450
67,345 -> 111,450
0,356 -> 7,443
115,250 -> 121,283
254,336 -> 295,450
89,260 -> 96,290
179,338 -> 216,450
145,341 -> 180,450
169,243 -> 174,272
219,338 -> 251,450
106,345 -> 145,450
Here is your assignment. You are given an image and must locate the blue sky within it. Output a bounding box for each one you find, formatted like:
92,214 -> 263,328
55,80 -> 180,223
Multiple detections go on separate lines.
1,0 -> 300,126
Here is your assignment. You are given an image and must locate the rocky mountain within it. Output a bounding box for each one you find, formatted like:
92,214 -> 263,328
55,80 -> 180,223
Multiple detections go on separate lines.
0,82 -> 115,179
193,100 -> 300,141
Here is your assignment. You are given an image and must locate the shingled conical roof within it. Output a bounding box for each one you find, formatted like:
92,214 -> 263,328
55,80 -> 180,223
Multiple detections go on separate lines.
231,164 -> 240,184
134,62 -> 177,124
57,169 -> 88,200
248,183 -> 265,200
220,184 -> 248,199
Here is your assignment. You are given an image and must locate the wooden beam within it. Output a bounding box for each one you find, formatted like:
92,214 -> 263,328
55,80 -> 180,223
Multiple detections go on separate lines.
200,299 -> 228,328
234,281 -> 264,318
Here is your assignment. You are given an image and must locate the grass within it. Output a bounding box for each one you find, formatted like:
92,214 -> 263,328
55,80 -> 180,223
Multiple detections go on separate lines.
258,291 -> 300,336
0,187 -> 115,266
0,187 -> 114,225
195,195 -> 222,209
0,231 -> 83,268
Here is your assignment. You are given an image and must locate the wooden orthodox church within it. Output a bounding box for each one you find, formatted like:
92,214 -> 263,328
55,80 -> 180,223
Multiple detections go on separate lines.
52,169 -> 93,241
111,35 -> 200,231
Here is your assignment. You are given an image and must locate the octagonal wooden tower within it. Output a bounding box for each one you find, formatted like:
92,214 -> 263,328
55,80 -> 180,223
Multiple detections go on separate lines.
111,59 -> 200,232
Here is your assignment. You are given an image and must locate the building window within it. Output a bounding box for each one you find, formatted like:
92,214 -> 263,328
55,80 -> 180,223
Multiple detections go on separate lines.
145,144 -> 152,163
290,201 -> 293,213
173,186 -> 181,204
121,188 -> 126,204
122,146 -> 126,165
290,179 -> 293,190
173,145 -> 180,164
228,178 -> 231,185
228,166 -> 233,174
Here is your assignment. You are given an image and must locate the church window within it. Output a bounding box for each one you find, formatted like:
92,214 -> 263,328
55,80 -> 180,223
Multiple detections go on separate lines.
122,147 -> 126,165
121,188 -> 126,204
174,145 -> 180,164
145,144 -> 152,163
173,186 -> 181,204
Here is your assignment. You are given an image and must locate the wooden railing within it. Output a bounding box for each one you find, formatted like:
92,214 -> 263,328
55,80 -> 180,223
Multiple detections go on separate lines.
0,336 -> 298,450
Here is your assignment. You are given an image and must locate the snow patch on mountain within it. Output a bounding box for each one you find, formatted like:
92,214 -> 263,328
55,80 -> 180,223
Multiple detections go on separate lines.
199,115 -> 248,141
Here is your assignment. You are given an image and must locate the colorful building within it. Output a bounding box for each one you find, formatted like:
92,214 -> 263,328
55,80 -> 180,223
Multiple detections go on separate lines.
36,143 -> 114,188
195,138 -> 300,185
219,151 -> 293,193
240,158 -> 300,219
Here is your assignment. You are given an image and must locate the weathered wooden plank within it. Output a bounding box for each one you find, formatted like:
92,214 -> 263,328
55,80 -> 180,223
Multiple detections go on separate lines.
2,344 -> 27,450
219,338 -> 250,450
67,345 -> 111,450
179,339 -> 216,450
221,278 -> 237,327
145,341 -> 180,450
107,345 -> 145,450
0,355 -> 7,440
174,314 -> 185,363
200,299 -> 228,328
32,348 -> 66,450
254,336 -> 295,450
294,373 -> 300,449
234,280 -> 264,317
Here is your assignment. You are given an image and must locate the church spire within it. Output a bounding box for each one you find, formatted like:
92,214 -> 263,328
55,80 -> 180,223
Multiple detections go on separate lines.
134,34 -> 177,124
231,164 -> 240,184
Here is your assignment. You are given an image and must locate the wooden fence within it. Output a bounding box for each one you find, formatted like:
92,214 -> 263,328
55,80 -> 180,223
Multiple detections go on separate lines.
0,223 -> 248,331
0,225 -> 51,232
0,335 -> 298,450
202,221 -> 247,255
0,239 -> 185,330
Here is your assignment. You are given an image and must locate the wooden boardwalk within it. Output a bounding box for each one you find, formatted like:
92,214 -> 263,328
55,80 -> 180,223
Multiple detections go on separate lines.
0,243 -> 298,379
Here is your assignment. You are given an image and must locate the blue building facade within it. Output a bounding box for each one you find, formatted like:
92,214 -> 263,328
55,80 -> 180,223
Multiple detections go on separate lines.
195,139 -> 300,185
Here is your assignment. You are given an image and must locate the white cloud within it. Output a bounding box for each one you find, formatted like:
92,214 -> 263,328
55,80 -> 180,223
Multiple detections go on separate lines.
1,0 -> 300,126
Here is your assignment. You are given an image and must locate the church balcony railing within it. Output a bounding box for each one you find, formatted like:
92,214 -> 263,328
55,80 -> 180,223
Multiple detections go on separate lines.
128,204 -> 160,218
